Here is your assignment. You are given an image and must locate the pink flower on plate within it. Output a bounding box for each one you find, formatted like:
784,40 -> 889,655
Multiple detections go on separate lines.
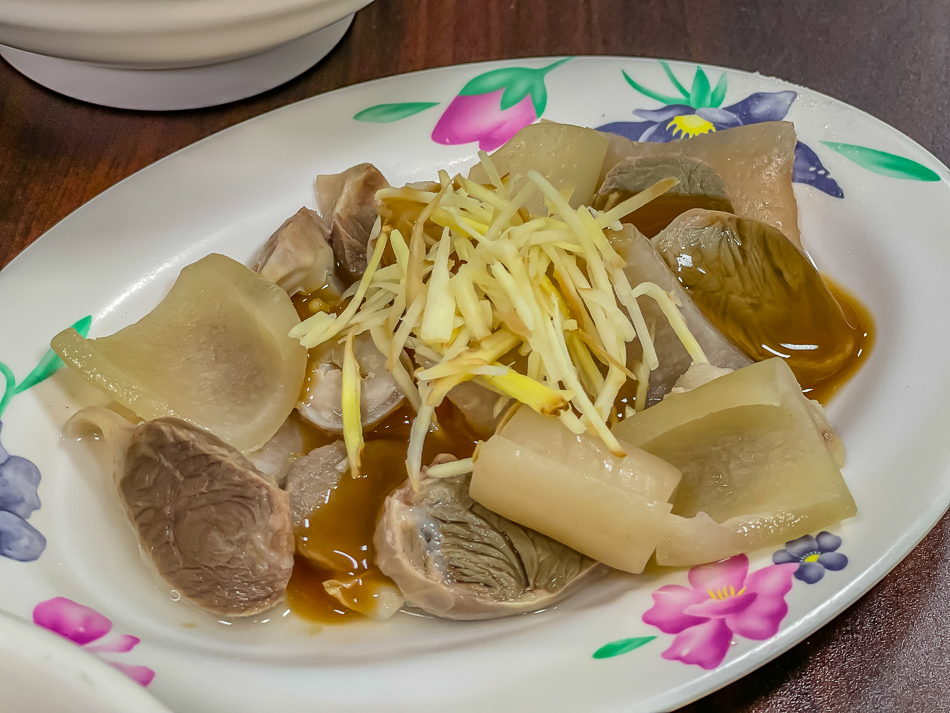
431,58 -> 571,151
642,555 -> 797,669
33,597 -> 155,686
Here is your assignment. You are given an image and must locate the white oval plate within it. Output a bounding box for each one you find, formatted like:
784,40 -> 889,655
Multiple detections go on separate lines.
1,57 -> 948,713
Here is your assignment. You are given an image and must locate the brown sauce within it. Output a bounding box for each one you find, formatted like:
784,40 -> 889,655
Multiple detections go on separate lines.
286,402 -> 478,624
598,276 -> 871,412
291,290 -> 347,321
800,276 -> 874,404
620,193 -> 735,238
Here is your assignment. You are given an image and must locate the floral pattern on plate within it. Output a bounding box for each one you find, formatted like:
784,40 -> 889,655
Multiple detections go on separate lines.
642,554 -> 797,669
354,58 -> 572,150
595,61 -> 844,198
773,531 -> 849,584
594,531 -> 850,668
0,316 -> 91,562
33,596 -> 155,686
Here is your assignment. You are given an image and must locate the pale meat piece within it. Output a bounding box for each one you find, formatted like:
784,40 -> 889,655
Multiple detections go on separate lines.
252,207 -> 343,299
283,441 -> 405,620
613,358 -> 855,566
297,333 -> 404,433
608,225 -> 751,406
316,163 -> 389,282
284,441 -> 346,534
443,380 -> 506,438
68,409 -> 296,618
598,155 -> 729,199
245,414 -> 307,485
412,353 -> 507,438
375,470 -> 605,620
593,155 -> 734,237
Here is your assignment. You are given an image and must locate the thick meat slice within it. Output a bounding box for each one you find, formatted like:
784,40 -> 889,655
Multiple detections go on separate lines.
252,207 -> 343,299
316,163 -> 389,282
609,225 -> 751,406
375,472 -> 605,620
120,418 -> 294,617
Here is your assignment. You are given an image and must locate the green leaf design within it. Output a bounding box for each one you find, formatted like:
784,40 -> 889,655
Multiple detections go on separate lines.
622,64 -> 724,109
13,315 -> 92,396
0,362 -> 14,420
689,67 -> 712,108
709,72 -> 728,108
821,141 -> 940,181
592,636 -> 657,659
621,70 -> 684,106
353,102 -> 439,123
0,315 -> 93,418
659,61 -> 690,99
459,58 -> 572,116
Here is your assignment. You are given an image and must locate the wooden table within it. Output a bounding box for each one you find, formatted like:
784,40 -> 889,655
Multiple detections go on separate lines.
2,1 -> 947,709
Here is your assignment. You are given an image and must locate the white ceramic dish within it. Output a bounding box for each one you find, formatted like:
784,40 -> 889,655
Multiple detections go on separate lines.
0,0 -> 371,109
0,609 -> 172,713
0,16 -> 355,111
0,0 -> 370,66
0,57 -> 948,713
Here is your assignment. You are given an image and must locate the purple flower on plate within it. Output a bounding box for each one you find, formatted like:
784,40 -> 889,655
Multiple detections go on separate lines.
33,597 -> 155,686
642,554 -> 797,669
0,315 -> 91,562
597,62 -> 844,198
773,531 -> 848,584
431,58 -> 572,151
0,416 -> 46,563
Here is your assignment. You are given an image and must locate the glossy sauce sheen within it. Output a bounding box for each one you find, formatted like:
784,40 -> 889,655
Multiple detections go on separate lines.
292,291 -> 344,321
802,277 -> 874,403
620,193 -> 734,238
286,403 -> 478,623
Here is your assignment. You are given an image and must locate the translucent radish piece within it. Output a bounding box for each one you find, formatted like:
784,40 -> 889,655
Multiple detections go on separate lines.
51,254 -> 307,453
470,407 -> 681,573
614,358 -> 855,566
469,122 -> 609,216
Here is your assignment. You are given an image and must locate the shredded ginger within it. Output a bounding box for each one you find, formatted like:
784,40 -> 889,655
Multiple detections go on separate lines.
291,156 -> 708,486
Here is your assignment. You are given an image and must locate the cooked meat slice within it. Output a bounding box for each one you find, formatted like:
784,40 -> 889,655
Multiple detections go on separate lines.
444,380 -> 507,439
412,353 -> 508,438
120,418 -> 294,617
246,414 -> 307,486
598,154 -> 730,200
610,225 -> 751,406
315,164 -> 389,281
651,209 -> 864,395
252,207 -> 343,298
375,471 -> 605,620
592,156 -> 734,238
284,441 -> 347,532
297,333 -> 404,433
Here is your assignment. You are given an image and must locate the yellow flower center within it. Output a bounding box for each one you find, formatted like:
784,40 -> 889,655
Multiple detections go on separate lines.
667,114 -> 716,139
707,585 -> 746,600
804,553 -> 821,563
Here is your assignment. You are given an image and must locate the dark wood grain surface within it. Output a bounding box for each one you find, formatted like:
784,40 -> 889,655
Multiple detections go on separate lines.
2,1 -> 948,710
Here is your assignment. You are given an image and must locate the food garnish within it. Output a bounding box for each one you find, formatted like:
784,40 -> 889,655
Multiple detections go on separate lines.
292,156 -> 706,484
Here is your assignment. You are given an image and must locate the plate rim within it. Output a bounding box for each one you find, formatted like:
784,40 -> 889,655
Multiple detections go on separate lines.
3,55 -> 949,713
